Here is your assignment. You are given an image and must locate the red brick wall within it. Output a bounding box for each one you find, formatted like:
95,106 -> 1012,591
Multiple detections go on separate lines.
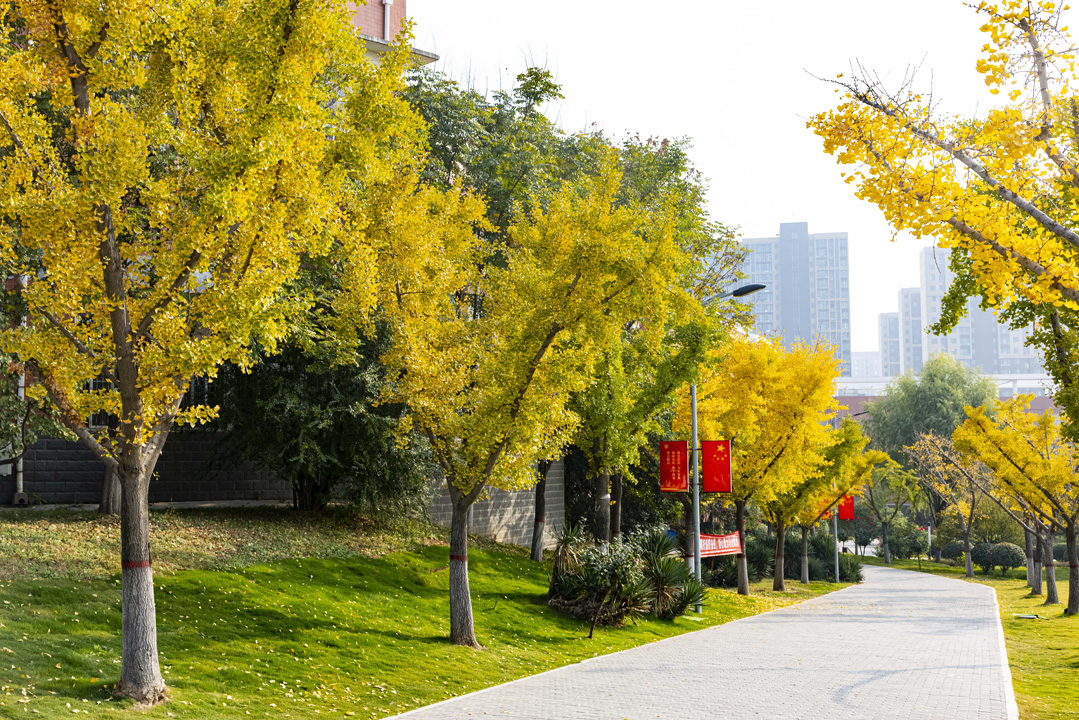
347,0 -> 407,41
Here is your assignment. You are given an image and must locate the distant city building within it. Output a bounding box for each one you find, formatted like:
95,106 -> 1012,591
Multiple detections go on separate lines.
877,313 -> 901,376
852,351 -> 882,378
740,222 -> 852,376
898,287 -> 923,374
918,246 -> 1041,374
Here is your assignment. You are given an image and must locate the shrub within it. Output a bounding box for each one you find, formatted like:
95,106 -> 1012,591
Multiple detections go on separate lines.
970,542 -> 995,574
549,527 -> 707,626
1055,543 -> 1067,562
810,532 -> 837,564
806,556 -> 829,582
989,542 -> 1026,577
838,554 -> 863,583
941,540 -> 965,560
744,536 -> 774,581
548,538 -> 650,627
704,558 -> 738,588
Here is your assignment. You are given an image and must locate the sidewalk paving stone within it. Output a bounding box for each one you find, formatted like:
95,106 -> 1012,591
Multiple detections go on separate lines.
389,566 -> 1018,720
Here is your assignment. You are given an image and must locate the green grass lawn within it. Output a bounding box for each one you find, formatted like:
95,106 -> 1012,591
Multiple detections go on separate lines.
0,509 -> 847,719
863,555 -> 1079,720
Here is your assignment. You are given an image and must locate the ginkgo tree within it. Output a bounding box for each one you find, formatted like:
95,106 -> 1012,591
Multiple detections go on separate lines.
367,151 -> 692,648
0,1 -> 416,703
767,420 -> 887,588
811,2 -> 1079,418
814,0 -> 1079,306
677,335 -> 841,595
572,140 -> 744,542
956,397 -> 1079,613
908,432 -> 992,578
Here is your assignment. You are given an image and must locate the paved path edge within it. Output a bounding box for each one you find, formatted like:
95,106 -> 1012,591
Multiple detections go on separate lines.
387,582 -> 864,719
989,582 -> 1021,720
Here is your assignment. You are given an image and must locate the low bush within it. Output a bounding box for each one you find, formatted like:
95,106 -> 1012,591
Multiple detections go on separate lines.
942,540 -> 965,560
1055,543 -> 1067,562
970,542 -> 995,574
990,542 -> 1026,577
745,535 -> 774,581
548,526 -> 703,626
810,532 -> 837,564
838,554 -> 863,582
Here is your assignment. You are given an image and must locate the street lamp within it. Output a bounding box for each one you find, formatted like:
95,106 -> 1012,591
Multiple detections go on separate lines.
689,282 -> 765,612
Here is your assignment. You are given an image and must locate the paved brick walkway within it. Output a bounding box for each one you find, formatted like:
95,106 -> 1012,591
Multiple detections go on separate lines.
390,566 -> 1018,720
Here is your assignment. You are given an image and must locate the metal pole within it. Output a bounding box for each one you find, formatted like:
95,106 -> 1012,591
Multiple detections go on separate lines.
691,383 -> 701,612
833,506 -> 840,583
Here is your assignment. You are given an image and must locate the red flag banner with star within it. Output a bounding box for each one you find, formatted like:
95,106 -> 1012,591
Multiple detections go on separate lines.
659,441 -> 688,492
701,439 -> 732,493
838,495 -> 854,521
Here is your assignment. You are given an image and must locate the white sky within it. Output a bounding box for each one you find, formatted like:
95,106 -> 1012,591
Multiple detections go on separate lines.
410,0 -> 1028,352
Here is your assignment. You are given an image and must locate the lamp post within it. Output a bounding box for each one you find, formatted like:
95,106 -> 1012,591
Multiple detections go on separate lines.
689,282 -> 765,612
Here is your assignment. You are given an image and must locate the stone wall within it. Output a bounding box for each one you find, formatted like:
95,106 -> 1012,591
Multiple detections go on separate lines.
0,433 -> 291,506
427,460 -> 565,549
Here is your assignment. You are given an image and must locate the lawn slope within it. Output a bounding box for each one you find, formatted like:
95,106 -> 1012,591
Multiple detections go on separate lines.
1,509 -> 845,719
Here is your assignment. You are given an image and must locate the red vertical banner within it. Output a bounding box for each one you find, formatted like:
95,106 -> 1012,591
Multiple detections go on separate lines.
659,441 -> 688,492
838,495 -> 854,520
701,439 -> 732,493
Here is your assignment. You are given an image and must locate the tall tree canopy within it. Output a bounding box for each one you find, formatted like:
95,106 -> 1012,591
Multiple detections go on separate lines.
676,335 -> 842,595
812,1 -> 1079,313
0,1 -> 418,702
865,354 -> 997,463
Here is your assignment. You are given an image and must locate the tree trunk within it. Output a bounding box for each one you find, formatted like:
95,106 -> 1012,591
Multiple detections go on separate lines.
530,461 -> 550,562
1043,530 -> 1059,606
1032,530 -> 1043,596
592,437 -> 610,543
773,518 -> 785,592
1066,526 -> 1078,615
881,521 -> 891,564
449,500 -> 481,648
1025,528 -> 1034,588
735,500 -> 749,596
99,464 -> 121,516
800,526 -> 810,585
963,532 -> 974,578
931,513 -> 942,562
117,464 -> 166,705
609,473 -> 622,539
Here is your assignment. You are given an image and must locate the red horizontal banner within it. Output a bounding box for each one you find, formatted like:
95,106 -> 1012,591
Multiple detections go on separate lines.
701,439 -> 732,493
660,441 -> 688,492
700,532 -> 742,558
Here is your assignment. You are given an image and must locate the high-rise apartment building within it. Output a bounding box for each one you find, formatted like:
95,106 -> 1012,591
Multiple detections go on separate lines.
898,287 -> 923,374
740,222 -> 852,376
852,351 -> 882,378
878,313 -> 901,376
872,246 -> 1041,375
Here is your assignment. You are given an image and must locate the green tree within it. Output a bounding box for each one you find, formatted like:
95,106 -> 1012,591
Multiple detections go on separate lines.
211,327 -> 432,513
861,465 -> 918,564
573,136 -> 744,543
865,354 -> 996,557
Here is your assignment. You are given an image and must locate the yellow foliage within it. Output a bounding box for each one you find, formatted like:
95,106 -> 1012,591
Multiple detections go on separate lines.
0,1 -> 418,468
810,1 -> 1079,312
372,153 -> 694,499
674,334 -> 841,509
